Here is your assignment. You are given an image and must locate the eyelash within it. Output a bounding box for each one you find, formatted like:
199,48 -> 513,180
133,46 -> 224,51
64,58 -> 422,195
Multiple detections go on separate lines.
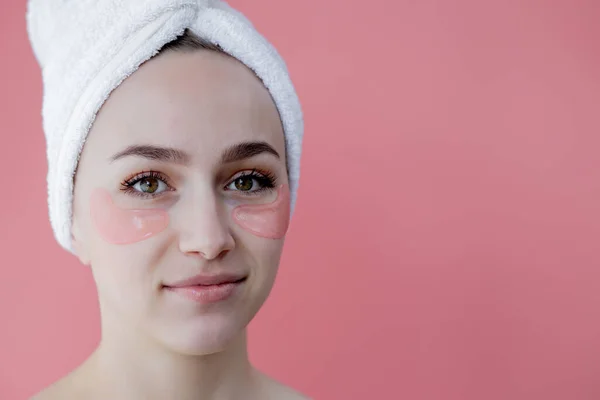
232,169 -> 277,195
119,169 -> 277,199
120,170 -> 171,199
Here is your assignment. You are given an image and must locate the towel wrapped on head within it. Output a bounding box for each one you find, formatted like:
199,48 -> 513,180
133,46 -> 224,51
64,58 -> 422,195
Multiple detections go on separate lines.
26,0 -> 304,254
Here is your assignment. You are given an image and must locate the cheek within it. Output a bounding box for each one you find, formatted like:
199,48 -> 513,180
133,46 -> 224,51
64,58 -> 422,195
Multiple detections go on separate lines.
231,184 -> 290,239
89,184 -> 290,244
90,189 -> 169,245
241,236 -> 284,306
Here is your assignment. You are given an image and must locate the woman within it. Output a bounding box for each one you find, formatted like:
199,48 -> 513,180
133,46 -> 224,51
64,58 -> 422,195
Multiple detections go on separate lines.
27,1 -> 307,398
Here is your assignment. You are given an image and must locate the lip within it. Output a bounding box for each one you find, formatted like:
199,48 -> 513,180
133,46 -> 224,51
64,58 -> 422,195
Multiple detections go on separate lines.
166,273 -> 247,287
163,273 -> 247,304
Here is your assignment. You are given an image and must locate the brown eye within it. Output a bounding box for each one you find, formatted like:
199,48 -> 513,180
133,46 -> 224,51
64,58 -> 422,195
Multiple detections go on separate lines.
121,171 -> 172,198
139,177 -> 159,193
132,176 -> 170,195
226,170 -> 276,195
234,176 -> 254,191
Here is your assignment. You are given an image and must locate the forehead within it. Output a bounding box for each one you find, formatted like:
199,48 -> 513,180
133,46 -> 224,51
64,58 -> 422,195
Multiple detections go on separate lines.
85,49 -> 284,163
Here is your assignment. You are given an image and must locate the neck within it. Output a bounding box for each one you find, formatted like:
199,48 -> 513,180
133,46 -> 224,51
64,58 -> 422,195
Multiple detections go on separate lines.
85,309 -> 256,400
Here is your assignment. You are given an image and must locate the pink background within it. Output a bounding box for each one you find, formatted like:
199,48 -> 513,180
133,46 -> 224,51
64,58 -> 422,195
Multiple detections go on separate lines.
1,0 -> 600,399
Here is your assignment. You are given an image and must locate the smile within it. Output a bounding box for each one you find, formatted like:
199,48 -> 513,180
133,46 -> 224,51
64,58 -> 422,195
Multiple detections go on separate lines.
163,274 -> 247,304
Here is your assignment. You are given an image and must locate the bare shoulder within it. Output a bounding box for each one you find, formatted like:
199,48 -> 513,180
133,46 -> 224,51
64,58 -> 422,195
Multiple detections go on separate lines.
30,366 -> 91,400
255,370 -> 311,400
276,386 -> 312,400
268,381 -> 311,400
30,379 -> 77,400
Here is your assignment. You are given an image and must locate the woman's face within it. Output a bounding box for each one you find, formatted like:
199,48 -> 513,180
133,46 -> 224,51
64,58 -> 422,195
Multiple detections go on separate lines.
71,49 -> 288,355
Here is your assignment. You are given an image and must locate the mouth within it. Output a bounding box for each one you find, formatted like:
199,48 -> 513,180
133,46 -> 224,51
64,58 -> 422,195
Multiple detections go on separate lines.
163,274 -> 247,304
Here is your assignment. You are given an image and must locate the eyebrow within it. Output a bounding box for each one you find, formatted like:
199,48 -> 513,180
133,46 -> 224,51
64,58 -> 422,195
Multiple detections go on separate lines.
220,141 -> 280,163
109,141 -> 280,164
110,144 -> 189,164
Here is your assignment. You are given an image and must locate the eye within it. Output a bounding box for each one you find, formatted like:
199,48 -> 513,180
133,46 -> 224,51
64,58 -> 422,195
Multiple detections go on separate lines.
226,170 -> 276,194
120,171 -> 173,198
133,176 -> 168,194
228,176 -> 259,192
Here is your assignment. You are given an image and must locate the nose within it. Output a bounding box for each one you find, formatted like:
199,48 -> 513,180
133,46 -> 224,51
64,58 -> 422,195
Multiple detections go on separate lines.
176,191 -> 235,260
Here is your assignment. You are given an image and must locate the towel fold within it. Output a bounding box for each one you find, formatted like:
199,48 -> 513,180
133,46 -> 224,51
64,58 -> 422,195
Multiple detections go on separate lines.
26,0 -> 304,253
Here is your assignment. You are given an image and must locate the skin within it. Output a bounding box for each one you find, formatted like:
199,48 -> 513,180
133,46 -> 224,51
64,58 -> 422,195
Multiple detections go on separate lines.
32,48 -> 308,400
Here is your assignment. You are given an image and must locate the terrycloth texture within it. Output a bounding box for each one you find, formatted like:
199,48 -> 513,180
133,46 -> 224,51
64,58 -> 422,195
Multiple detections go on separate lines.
26,0 -> 304,254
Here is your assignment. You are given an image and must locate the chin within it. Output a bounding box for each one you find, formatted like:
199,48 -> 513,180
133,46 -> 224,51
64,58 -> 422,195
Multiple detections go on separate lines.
152,312 -> 250,356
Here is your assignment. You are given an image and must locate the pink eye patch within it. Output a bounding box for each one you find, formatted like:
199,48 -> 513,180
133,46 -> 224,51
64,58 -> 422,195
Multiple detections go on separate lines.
89,183 -> 290,245
232,184 -> 290,239
90,189 -> 170,244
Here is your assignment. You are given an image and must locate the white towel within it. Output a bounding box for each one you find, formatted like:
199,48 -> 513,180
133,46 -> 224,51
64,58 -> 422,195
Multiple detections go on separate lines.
26,0 -> 304,254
